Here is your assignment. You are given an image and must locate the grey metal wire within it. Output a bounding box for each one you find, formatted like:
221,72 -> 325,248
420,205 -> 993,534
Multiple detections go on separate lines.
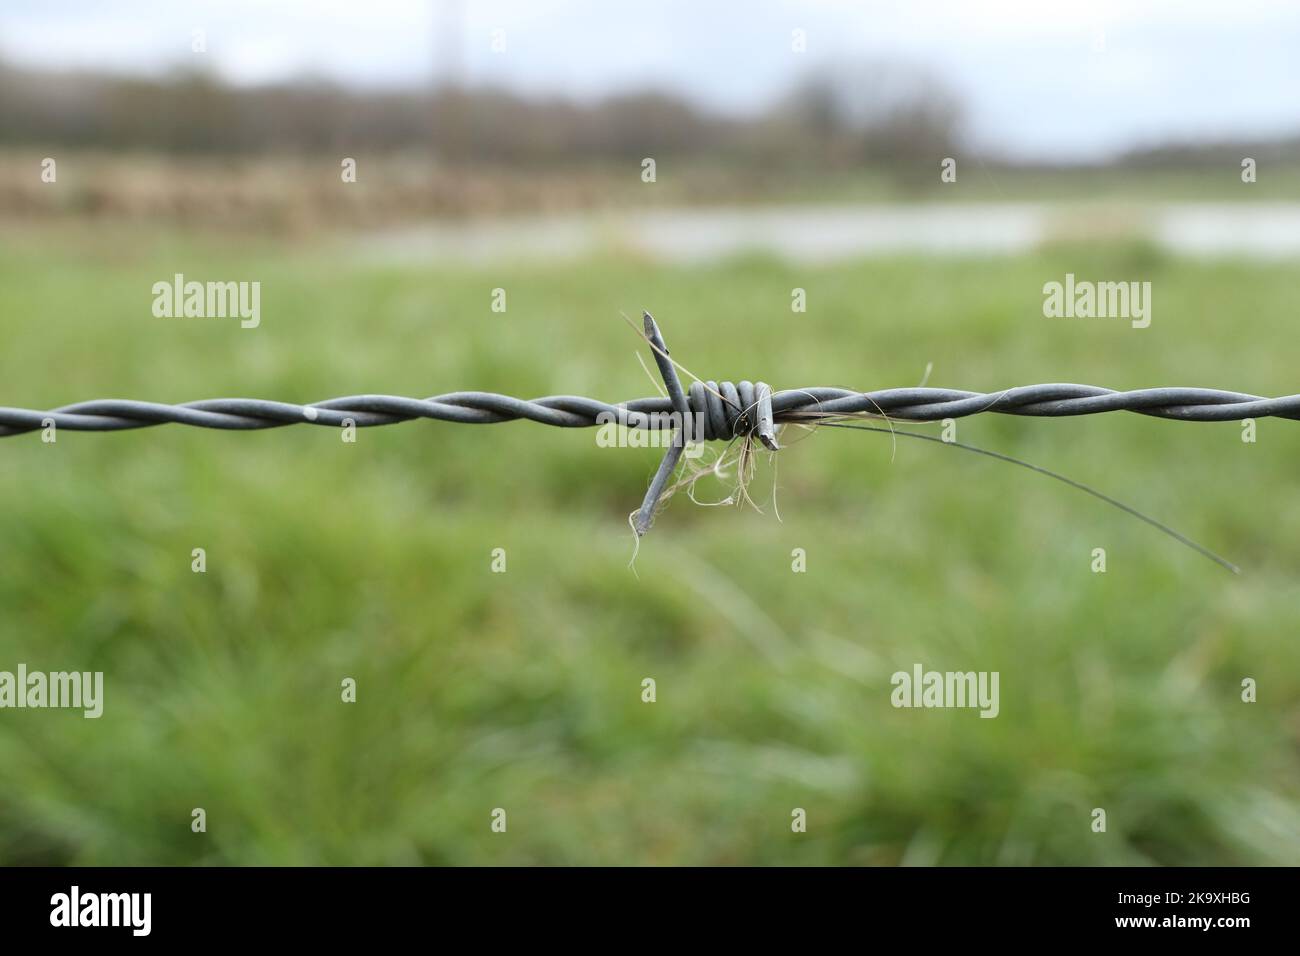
0,311 -> 1269,564
2,383 -> 1296,439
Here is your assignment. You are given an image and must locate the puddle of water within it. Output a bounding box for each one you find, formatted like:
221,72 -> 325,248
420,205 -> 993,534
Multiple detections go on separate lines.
360,203 -> 1300,265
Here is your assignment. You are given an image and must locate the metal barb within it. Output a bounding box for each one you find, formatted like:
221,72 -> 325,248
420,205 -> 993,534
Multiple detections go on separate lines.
634,311 -> 690,536
755,382 -> 778,451
641,311 -> 690,417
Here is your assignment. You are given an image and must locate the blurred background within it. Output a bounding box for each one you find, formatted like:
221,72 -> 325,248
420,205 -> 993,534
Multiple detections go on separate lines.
1,0 -> 1298,865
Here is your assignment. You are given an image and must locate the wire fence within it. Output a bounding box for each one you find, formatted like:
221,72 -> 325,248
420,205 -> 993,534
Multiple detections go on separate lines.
2,384 -> 1296,438
0,312 -> 1279,560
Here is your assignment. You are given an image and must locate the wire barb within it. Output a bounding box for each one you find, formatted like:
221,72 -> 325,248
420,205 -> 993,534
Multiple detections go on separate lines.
633,311 -> 690,536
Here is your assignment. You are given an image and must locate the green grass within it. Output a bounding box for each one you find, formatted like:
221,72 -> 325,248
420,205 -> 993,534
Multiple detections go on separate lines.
1,226 -> 1298,865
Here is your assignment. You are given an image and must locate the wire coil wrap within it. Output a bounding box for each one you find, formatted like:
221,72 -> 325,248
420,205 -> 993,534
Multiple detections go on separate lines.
685,380 -> 773,441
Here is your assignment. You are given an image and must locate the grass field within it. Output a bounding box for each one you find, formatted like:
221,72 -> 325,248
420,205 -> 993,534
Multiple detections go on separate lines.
1,226 -> 1298,865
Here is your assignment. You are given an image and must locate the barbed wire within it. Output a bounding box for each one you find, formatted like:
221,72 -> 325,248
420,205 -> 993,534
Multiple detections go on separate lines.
0,312 -> 1278,561
3,380 -> 1295,438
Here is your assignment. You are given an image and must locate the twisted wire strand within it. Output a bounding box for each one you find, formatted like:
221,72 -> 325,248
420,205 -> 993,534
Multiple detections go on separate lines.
1,384 -> 1297,438
5,307 -> 1249,568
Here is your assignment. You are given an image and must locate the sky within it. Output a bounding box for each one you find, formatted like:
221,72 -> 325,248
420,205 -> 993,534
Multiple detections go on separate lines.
2,0 -> 1298,161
